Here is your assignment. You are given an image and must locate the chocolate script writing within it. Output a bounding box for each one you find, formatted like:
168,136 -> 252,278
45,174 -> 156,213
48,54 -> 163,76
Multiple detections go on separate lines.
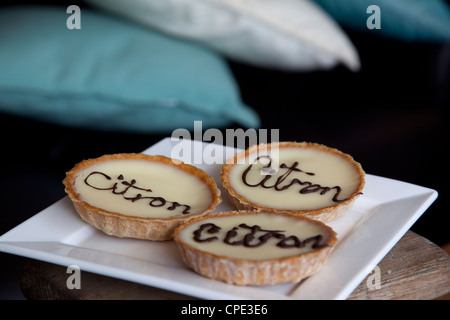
193,223 -> 328,249
242,156 -> 346,203
84,171 -> 191,214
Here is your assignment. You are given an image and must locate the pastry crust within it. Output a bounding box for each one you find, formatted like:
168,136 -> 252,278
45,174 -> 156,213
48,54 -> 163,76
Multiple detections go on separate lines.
220,142 -> 365,222
63,153 -> 221,241
173,211 -> 337,285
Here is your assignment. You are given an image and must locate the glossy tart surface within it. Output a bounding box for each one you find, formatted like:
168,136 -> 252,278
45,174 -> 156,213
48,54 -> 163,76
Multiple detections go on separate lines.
63,153 -> 221,240
221,142 -> 365,221
174,211 -> 337,285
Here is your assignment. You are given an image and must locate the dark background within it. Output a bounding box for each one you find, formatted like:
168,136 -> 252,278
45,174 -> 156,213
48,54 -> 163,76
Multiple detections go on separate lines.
0,1 -> 448,299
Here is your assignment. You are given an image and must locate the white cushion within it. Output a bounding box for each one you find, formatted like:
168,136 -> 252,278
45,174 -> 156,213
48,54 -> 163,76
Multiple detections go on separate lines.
86,0 -> 360,71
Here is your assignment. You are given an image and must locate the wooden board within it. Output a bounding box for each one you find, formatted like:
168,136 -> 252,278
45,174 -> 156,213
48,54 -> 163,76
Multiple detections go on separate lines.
20,231 -> 450,300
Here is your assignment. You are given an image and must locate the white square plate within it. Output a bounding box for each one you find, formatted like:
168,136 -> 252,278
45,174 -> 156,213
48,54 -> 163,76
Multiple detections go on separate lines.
0,138 -> 438,299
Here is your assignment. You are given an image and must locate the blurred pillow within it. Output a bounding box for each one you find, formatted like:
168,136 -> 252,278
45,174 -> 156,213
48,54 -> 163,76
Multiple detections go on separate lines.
312,0 -> 450,42
86,0 -> 360,71
0,6 -> 260,133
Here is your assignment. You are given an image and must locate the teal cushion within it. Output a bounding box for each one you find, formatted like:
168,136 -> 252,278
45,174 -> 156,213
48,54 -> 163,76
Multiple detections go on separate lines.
312,0 -> 450,42
0,6 -> 260,133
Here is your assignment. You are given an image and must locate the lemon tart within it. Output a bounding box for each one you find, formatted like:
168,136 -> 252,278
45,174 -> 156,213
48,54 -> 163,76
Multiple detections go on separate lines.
221,142 -> 365,221
173,211 -> 337,285
63,153 -> 221,240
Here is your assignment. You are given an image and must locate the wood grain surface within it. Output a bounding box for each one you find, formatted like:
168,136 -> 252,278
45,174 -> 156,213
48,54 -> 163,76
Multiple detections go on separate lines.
20,231 -> 450,300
